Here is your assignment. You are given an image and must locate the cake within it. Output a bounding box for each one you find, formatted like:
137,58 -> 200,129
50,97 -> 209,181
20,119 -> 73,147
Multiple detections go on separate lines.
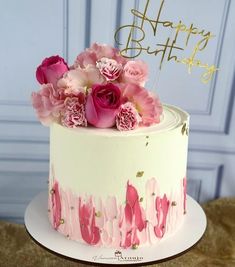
31,43 -> 189,249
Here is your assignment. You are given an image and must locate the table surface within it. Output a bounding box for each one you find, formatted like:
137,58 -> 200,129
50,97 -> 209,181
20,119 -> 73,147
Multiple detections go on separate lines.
1,197 -> 235,267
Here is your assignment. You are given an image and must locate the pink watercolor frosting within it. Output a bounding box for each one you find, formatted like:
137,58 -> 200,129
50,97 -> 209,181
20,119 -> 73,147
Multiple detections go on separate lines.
154,195 -> 170,238
51,181 -> 62,230
48,175 -> 186,248
78,197 -> 100,245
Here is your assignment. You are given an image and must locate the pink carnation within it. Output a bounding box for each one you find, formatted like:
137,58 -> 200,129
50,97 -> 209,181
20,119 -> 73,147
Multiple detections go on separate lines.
96,57 -> 122,81
121,83 -> 163,127
120,60 -> 148,86
31,83 -> 65,126
116,102 -> 141,131
61,95 -> 87,128
73,43 -> 127,69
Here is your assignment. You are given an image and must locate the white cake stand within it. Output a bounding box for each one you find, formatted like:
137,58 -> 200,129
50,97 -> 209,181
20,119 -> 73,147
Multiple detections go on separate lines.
24,191 -> 206,265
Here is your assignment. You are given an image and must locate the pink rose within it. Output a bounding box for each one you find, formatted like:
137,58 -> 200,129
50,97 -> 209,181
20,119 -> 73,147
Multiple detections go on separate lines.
121,83 -> 163,127
73,43 -> 127,69
31,83 -> 65,126
85,83 -> 121,128
116,102 -> 141,131
121,60 -> 148,86
96,57 -> 122,81
61,96 -> 87,128
36,55 -> 69,87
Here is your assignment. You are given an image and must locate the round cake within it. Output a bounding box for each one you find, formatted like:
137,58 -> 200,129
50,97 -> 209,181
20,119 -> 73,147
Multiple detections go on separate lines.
31,43 -> 190,249
48,104 -> 189,248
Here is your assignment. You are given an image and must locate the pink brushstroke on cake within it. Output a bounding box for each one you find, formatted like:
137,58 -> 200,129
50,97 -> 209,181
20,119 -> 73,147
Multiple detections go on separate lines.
51,181 -> 61,230
48,174 -> 187,248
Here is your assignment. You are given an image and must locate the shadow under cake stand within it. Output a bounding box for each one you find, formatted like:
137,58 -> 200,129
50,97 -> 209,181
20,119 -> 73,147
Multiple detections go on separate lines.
24,191 -> 206,265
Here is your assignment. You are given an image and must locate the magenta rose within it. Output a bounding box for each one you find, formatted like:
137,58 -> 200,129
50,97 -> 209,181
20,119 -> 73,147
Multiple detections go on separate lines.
85,83 -> 121,128
36,55 -> 69,87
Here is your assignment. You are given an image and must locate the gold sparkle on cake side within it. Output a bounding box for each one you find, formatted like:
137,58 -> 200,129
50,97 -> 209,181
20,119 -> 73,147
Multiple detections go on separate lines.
136,171 -> 144,178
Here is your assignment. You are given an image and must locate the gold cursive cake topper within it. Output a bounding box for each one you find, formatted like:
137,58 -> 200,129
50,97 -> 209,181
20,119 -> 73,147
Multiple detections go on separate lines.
114,0 -> 219,83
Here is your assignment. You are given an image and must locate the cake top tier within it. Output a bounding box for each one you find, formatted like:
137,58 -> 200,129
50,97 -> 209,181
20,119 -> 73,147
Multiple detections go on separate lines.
31,43 -> 163,132
54,104 -> 189,137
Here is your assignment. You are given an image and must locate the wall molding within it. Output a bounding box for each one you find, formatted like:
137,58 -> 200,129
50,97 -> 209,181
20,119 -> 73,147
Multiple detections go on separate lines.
187,0 -> 231,116
114,0 -> 123,48
85,0 -> 92,48
187,163 -> 224,201
63,0 -> 69,61
189,145 -> 235,155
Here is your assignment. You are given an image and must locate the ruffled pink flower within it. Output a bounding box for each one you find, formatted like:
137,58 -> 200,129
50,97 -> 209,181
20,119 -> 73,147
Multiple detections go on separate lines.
85,83 -> 121,128
96,57 -> 122,81
31,83 -> 65,126
61,96 -> 87,128
120,60 -> 148,86
116,102 -> 141,131
57,65 -> 105,95
74,43 -> 127,68
36,55 -> 69,88
121,83 -> 163,127
78,197 -> 100,245
74,50 -> 97,69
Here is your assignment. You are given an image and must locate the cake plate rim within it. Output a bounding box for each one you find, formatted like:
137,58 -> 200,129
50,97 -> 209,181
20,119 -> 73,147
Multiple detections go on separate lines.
24,191 -> 207,265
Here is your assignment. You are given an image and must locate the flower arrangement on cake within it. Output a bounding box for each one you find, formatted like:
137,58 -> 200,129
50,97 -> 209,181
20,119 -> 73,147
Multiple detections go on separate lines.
31,43 -> 163,131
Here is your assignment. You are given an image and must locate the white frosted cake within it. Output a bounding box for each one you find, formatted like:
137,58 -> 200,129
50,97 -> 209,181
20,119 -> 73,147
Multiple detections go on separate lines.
31,43 -> 189,249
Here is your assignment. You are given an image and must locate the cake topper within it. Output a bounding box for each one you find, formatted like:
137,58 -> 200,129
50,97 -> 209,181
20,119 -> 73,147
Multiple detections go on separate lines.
114,0 -> 219,83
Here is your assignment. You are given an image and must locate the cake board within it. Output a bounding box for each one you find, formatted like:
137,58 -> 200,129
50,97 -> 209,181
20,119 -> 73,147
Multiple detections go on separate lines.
24,191 -> 207,265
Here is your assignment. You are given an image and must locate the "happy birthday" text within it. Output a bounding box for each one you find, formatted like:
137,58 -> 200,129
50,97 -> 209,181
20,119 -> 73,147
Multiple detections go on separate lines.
114,0 -> 218,83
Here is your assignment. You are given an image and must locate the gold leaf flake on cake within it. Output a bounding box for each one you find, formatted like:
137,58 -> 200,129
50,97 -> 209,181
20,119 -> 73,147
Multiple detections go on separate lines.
50,189 -> 55,194
145,136 -> 149,147
171,201 -> 177,206
60,219 -> 65,224
181,122 -> 189,136
136,171 -> 144,178
132,244 -> 138,249
139,197 -> 144,202
95,211 -> 102,217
